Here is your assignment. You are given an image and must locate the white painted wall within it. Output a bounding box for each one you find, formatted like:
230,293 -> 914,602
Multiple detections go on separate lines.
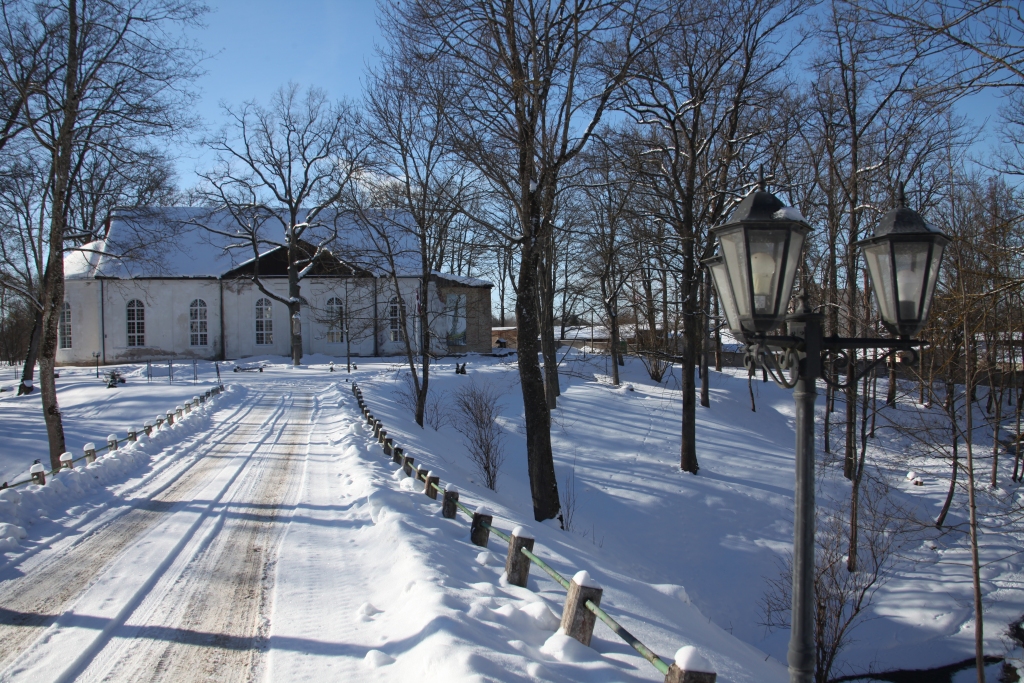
57,275 -> 472,365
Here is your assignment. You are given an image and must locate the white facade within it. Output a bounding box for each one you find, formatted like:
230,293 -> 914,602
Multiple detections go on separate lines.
57,208 -> 492,365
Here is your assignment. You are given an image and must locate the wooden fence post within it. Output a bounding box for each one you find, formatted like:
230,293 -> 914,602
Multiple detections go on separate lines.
470,507 -> 492,547
664,646 -> 717,683
184,401 -> 192,414
30,463 -> 45,485
383,437 -> 393,457
378,428 -> 387,444
59,452 -> 73,469
166,410 -> 175,425
561,570 -> 603,647
416,465 -> 428,482
442,486 -> 459,518
107,434 -> 119,451
83,443 -> 96,464
126,427 -> 137,442
424,472 -> 439,499
392,446 -> 404,465
505,526 -> 535,587
402,455 -> 416,477
143,421 -> 154,437
175,405 -> 184,419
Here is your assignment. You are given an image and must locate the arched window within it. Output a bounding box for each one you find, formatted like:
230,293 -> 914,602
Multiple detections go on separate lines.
126,299 -> 145,347
190,299 -> 208,346
389,296 -> 405,343
58,302 -> 72,349
255,298 -> 273,345
326,297 -> 344,343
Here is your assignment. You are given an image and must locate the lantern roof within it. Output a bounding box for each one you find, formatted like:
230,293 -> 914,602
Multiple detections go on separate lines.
871,205 -> 947,240
722,189 -> 810,227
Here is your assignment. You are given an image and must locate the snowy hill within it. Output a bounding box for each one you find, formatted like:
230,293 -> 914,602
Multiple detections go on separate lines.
0,352 -> 1021,681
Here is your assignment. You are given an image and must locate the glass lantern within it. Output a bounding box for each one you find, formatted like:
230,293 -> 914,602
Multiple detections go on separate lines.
709,189 -> 811,335
857,205 -> 948,338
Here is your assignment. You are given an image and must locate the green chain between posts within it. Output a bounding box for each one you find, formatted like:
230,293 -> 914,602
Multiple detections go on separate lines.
358,383 -> 671,678
429,480 -> 669,675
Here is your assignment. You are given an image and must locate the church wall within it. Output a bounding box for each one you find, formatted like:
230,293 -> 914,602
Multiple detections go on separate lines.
57,275 -> 492,365
57,278 -> 223,365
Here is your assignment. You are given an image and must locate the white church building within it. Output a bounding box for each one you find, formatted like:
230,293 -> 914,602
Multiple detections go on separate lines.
57,208 -> 492,365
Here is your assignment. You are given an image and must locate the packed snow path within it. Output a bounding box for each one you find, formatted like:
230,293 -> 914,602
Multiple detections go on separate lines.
0,388 -> 311,682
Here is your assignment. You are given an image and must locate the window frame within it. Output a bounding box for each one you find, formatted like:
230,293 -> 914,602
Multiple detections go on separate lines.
190,299 -> 208,347
389,295 -> 405,343
255,297 -> 273,345
59,302 -> 72,349
326,297 -> 344,344
126,299 -> 145,347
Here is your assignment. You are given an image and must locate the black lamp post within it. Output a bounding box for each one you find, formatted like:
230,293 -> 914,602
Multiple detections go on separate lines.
705,186 -> 947,683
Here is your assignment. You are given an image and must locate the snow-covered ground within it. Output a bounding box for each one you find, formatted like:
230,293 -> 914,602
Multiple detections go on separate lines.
0,351 -> 1021,681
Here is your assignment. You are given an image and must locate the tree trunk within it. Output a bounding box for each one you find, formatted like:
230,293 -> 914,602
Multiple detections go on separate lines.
288,246 -> 302,367
38,0 -> 81,471
17,308 -> 42,395
518,231 -> 559,521
680,317 -> 698,473
699,269 -> 710,408
962,312 -> 985,683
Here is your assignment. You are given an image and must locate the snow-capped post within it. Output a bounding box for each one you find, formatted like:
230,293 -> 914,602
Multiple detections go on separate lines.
59,452 -> 74,469
30,463 -> 45,485
470,507 -> 492,547
144,421 -> 154,436
416,465 -> 428,482
505,526 -> 535,587
561,570 -> 603,647
176,405 -> 184,419
127,427 -> 137,442
166,410 -> 175,425
193,395 -> 200,408
378,428 -> 387,444
84,443 -> 96,464
184,401 -> 191,414
424,472 -> 439,499
441,485 -> 459,518
664,646 -> 717,683
107,434 -> 119,451
392,446 -> 404,465
402,455 -> 416,477
374,420 -> 383,438
383,437 -> 393,457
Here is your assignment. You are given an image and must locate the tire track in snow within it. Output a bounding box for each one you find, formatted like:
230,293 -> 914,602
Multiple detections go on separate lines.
0,393 -> 264,673
72,389 -> 312,683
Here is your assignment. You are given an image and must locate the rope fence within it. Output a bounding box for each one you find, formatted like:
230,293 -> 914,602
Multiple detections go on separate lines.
350,381 -> 717,683
1,384 -> 226,490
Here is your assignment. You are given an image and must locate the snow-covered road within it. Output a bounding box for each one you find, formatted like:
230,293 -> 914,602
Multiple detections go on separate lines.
0,387 -> 312,682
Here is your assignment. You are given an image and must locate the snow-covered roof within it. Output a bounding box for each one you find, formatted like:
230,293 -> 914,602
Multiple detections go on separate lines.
431,271 -> 491,288
65,207 -> 274,279
63,207 -> 486,284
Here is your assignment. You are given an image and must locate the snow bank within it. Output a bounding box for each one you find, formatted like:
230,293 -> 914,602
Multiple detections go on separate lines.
0,387 -> 230,552
266,378 -> 786,682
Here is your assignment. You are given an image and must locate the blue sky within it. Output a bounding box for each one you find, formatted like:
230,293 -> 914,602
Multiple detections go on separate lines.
174,1 -> 1005,187
175,0 -> 381,183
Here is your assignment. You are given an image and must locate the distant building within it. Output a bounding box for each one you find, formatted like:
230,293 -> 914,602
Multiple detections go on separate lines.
58,208 -> 491,365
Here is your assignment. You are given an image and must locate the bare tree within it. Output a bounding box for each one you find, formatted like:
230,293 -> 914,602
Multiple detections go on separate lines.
194,84 -> 368,367
452,382 -> 507,490
360,47 -> 471,427
380,0 -> 660,520
9,0 -> 205,469
622,0 -> 804,473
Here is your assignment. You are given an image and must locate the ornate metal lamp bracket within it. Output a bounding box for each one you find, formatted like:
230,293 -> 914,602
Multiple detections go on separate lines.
744,340 -> 800,389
